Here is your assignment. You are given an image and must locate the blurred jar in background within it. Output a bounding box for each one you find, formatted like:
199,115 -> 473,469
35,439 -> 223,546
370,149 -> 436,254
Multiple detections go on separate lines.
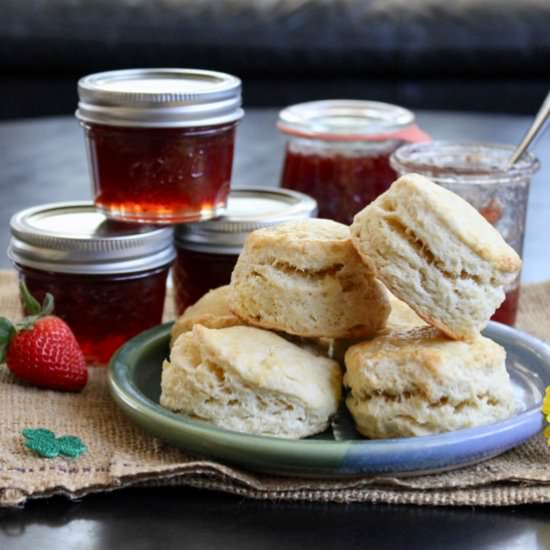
391,141 -> 540,326
278,100 -> 429,224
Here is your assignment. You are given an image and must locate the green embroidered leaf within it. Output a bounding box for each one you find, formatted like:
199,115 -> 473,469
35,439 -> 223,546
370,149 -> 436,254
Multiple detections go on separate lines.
22,428 -> 59,458
57,435 -> 87,458
21,428 -> 55,441
21,428 -> 87,459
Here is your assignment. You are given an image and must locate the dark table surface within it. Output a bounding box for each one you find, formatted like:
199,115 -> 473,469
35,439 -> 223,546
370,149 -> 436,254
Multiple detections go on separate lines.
1,110 -> 550,549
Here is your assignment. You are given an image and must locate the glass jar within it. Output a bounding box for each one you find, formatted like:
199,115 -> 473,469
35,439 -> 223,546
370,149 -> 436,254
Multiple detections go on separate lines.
8,202 -> 176,364
76,69 -> 244,224
278,100 -> 429,224
174,187 -> 317,315
391,142 -> 540,326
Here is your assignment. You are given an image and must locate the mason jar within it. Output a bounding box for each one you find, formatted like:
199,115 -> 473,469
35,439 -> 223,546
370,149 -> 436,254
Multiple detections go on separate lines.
76,68 -> 244,224
8,202 -> 175,363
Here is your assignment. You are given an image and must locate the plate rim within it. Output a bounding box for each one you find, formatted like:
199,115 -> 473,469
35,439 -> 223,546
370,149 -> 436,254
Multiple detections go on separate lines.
108,321 -> 550,456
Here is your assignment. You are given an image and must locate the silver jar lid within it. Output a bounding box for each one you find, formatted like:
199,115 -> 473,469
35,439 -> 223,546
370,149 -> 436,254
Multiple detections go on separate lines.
175,187 -> 318,254
8,202 -> 176,274
277,100 -> 415,140
76,68 -> 244,128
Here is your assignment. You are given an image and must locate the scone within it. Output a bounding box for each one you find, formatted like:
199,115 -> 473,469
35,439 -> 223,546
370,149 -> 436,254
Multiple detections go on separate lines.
351,173 -> 521,340
344,327 -> 514,438
161,325 -> 342,438
386,292 -> 427,330
171,286 -> 241,345
170,286 -> 335,359
330,290 -> 426,374
229,219 -> 390,339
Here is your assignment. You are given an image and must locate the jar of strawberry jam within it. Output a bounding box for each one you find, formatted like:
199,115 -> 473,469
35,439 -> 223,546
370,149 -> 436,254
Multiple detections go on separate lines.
76,69 -> 243,224
173,187 -> 317,314
278,100 -> 429,224
8,202 -> 175,364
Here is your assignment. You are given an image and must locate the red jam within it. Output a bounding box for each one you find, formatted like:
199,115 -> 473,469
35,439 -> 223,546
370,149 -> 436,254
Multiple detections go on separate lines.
173,249 -> 238,315
491,286 -> 520,326
278,100 -> 427,224
479,201 -> 519,326
281,146 -> 398,224
18,266 -> 169,364
83,123 -> 236,223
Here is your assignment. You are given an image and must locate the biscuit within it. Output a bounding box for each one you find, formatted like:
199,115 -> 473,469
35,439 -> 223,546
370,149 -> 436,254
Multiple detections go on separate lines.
351,173 -> 521,340
386,291 -> 427,330
344,327 -> 514,438
171,286 -> 241,345
327,290 -> 428,366
170,286 -> 335,359
160,325 -> 342,438
229,219 -> 390,338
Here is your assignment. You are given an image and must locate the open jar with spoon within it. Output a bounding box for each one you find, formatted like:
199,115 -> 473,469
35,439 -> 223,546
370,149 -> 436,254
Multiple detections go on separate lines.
391,141 -> 539,326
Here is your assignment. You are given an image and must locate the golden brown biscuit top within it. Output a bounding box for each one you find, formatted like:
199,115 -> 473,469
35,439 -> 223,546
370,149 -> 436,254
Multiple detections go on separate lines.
375,174 -> 521,273
176,325 -> 343,412
345,326 -> 506,381
170,286 -> 242,345
250,218 -> 350,242
238,218 -> 364,273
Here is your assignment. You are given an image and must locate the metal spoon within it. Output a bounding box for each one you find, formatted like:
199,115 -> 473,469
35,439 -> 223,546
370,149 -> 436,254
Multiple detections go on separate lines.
508,89 -> 550,167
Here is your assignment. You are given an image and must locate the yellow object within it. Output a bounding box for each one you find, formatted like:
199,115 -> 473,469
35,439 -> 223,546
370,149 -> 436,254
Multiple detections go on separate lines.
543,387 -> 550,446
544,387 -> 550,415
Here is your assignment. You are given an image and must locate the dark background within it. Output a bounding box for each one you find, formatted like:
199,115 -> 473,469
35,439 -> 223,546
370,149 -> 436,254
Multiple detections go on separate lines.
2,0 -> 550,119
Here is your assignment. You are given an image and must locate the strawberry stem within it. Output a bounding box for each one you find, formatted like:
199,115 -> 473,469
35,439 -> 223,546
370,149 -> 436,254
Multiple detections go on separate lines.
14,283 -> 56,333
20,281 -> 41,316
42,293 -> 54,317
0,317 -> 15,364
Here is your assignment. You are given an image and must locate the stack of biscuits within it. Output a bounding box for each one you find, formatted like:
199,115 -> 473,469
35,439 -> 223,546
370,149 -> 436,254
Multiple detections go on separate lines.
161,173 -> 521,440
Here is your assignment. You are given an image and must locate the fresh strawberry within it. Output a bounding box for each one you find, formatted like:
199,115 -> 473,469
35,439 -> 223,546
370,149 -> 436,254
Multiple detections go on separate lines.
0,282 -> 87,392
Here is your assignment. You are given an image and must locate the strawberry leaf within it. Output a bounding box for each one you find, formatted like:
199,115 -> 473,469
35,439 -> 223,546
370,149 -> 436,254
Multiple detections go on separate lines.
0,317 -> 15,364
14,284 -> 56,333
20,281 -> 41,316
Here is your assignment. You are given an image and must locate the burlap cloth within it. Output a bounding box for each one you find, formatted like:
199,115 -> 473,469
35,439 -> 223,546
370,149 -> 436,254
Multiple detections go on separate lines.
1,270 -> 550,508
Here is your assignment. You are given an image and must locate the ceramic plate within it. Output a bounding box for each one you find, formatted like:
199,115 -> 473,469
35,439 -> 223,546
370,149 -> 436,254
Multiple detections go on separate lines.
108,322 -> 550,477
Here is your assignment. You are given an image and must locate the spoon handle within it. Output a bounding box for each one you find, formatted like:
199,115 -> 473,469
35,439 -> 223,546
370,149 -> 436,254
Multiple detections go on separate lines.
508,89 -> 550,167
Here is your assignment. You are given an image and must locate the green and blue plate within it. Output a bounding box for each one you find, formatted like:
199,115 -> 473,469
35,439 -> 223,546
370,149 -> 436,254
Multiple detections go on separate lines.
108,322 -> 550,477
